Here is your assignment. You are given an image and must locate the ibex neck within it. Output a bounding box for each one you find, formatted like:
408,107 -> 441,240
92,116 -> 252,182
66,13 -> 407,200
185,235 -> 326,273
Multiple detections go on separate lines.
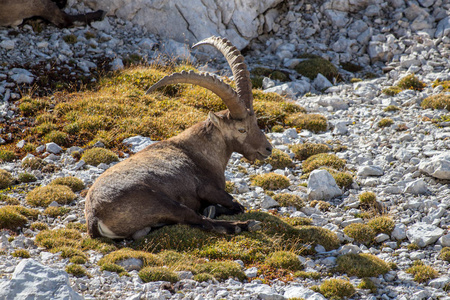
171,120 -> 232,174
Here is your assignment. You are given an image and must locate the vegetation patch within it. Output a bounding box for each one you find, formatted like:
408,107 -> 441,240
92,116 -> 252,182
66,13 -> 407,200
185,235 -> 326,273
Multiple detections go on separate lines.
383,105 -> 400,112
35,228 -> 82,249
193,273 -> 215,282
302,153 -> 346,173
263,149 -> 294,169
0,150 -> 16,162
70,256 -> 87,265
294,55 -> 339,81
343,223 -> 376,244
18,172 -> 37,183
98,248 -> 162,270
26,184 -> 76,207
290,142 -> 330,161
50,176 -> 85,192
264,251 -> 304,271
397,74 -> 426,91
406,261 -> 438,283
139,266 -> 179,283
0,194 -> 20,205
273,193 -> 305,209
310,200 -> 331,211
382,86 -> 402,96
30,222 -> 49,231
378,118 -> 394,128
324,168 -> 353,189
52,246 -> 87,259
319,278 -> 355,300
21,157 -> 47,170
65,264 -> 88,277
440,247 -> 450,262
0,169 -> 14,189
421,93 -> 450,110
334,253 -> 390,277
44,206 -> 71,217
367,216 -> 395,235
287,113 -> 328,133
81,148 -> 119,166
12,249 -> 31,258
432,79 -> 450,91
294,270 -> 321,279
251,173 -> 290,190
194,261 -> 246,281
0,205 -> 39,230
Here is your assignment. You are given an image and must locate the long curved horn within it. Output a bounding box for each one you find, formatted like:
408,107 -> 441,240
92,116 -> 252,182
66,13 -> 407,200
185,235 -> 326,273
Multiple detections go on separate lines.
192,36 -> 254,114
146,70 -> 247,119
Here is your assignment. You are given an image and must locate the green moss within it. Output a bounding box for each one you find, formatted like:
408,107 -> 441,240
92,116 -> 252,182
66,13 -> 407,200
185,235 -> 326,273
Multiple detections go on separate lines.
0,169 -> 14,189
52,246 -> 87,259
66,222 -> 87,232
382,86 -> 402,96
81,148 -> 119,166
63,34 -> 77,44
324,168 -> 353,189
290,143 -> 330,161
27,184 -> 76,207
335,253 -> 390,277
65,264 -> 88,277
343,223 -> 376,244
294,56 -> 339,81
384,105 -> 400,112
271,125 -> 284,133
357,278 -> 377,293
273,193 -> 305,209
44,206 -> 71,217
378,118 -> 394,128
251,173 -> 290,190
18,172 -> 37,183
421,93 -> 450,110
264,149 -> 294,169
319,279 -> 355,300
367,216 -> 395,235
195,261 -> 246,281
44,131 -> 68,146
35,228 -> 82,249
302,153 -> 346,173
139,267 -> 179,283
193,273 -> 215,282
98,248 -> 162,268
21,157 -> 47,170
0,205 -> 39,230
294,270 -> 321,280
406,263 -> 438,283
81,237 -> 117,254
30,222 -> 49,231
36,112 -> 56,124
50,177 -> 85,192
397,74 -> 426,91
285,217 -> 313,226
264,251 -> 304,271
440,247 -> 450,262
359,191 -> 376,205
101,263 -> 126,273
287,113 -> 327,133
310,200 -> 331,211
35,122 -> 57,135
70,255 -> 87,264
0,150 -> 16,162
12,249 -> 30,258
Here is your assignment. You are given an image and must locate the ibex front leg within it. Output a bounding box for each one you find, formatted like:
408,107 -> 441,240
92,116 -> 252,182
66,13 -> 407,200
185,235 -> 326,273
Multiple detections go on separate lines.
198,185 -> 245,218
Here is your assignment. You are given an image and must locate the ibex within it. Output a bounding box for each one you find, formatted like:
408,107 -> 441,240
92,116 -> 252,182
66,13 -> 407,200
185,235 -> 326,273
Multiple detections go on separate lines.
0,0 -> 105,27
85,36 -> 273,240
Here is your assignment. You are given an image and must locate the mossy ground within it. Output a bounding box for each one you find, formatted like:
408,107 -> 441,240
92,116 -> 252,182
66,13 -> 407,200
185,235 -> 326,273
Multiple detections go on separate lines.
26,184 -> 76,207
406,261 -> 438,283
421,93 -> 450,110
290,143 -> 330,161
294,55 -> 339,81
302,153 -> 346,174
319,279 -> 355,300
2,64 -> 305,158
0,205 -> 39,230
334,253 -> 390,277
251,173 -> 290,190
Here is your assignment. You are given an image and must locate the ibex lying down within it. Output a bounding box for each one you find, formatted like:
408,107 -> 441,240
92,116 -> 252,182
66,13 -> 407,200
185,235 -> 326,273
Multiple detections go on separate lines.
0,0 -> 105,27
85,36 -> 273,239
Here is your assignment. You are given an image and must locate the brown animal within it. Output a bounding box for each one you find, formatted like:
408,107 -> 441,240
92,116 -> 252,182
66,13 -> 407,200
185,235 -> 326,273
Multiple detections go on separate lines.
85,36 -> 272,240
0,0 -> 105,27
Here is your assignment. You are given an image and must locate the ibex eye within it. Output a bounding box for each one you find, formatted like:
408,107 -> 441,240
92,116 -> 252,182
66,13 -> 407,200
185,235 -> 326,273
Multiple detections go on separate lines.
238,129 -> 246,133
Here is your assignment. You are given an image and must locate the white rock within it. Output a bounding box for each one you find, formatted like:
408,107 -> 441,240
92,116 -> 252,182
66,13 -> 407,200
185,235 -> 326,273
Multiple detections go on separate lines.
116,258 -> 144,271
245,284 -> 283,300
428,276 -> 450,289
111,58 -> 124,71
375,233 -> 390,243
391,223 -> 407,240
11,68 -> 34,85
333,122 -> 348,135
316,96 -> 348,110
123,135 -> 157,153
357,165 -> 384,177
284,286 -> 326,300
261,195 -> 279,209
406,222 -> 444,247
435,16 -> 450,38
313,74 -> 333,91
404,179 -> 429,195
0,259 -> 83,300
418,153 -> 450,180
438,234 -> 450,247
307,169 -> 342,200
0,40 -> 15,50
45,142 -> 62,154
245,267 -> 258,278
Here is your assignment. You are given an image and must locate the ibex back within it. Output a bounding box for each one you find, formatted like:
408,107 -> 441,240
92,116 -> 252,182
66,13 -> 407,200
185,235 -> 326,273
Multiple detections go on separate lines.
85,36 -> 273,240
0,0 -> 105,27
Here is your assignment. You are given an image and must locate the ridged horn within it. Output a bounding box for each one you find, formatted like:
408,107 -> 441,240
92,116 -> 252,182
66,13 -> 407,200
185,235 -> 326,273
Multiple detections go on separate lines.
146,70 -> 247,119
192,36 -> 254,114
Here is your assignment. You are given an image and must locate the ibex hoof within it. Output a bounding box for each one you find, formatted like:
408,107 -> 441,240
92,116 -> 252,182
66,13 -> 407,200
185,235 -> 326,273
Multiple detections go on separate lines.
203,205 -> 216,219
248,220 -> 261,232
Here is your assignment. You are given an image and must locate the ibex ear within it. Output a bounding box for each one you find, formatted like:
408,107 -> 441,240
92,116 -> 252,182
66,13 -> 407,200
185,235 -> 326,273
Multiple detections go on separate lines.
208,111 -> 221,127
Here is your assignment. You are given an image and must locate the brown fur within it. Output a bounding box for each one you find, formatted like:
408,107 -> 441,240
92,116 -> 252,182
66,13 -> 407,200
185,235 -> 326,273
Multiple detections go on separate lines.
85,109 -> 272,239
0,0 -> 105,27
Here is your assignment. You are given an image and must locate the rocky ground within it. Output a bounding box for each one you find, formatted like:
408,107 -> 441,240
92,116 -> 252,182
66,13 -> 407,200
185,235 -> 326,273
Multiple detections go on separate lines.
1,0 -> 450,299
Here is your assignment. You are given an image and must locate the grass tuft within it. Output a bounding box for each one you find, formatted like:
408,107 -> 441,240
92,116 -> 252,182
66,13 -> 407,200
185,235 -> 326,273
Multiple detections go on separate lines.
302,153 -> 346,173
421,93 -> 450,110
251,173 -> 290,190
319,279 -> 355,300
139,267 -> 179,283
343,223 -> 376,244
273,193 -> 305,209
334,253 -> 390,277
26,184 -> 76,207
287,113 -> 327,133
49,176 -> 85,192
0,169 -> 14,189
264,251 -> 304,271
290,143 -> 330,161
81,148 -> 119,166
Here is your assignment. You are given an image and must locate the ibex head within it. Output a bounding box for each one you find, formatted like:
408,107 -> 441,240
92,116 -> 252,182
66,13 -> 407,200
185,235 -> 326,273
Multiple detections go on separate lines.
146,36 -> 272,161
